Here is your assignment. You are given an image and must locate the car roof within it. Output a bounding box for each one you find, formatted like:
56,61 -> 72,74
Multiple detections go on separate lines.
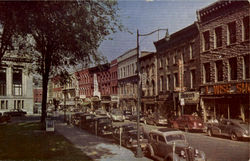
150,128 -> 183,136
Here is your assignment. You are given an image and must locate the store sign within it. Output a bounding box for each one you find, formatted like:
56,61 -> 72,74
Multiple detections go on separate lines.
179,92 -> 199,104
111,96 -> 119,102
203,82 -> 250,95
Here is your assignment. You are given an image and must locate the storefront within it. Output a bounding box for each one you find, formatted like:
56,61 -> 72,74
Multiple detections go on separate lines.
179,92 -> 200,115
141,96 -> 157,114
200,81 -> 250,122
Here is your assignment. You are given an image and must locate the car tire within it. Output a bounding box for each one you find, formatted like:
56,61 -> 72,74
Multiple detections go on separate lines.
230,132 -> 238,141
207,129 -> 213,137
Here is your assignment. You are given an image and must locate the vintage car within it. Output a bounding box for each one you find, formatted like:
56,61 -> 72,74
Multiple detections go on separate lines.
171,115 -> 204,132
71,112 -> 85,127
112,123 -> 148,150
123,110 -> 132,120
4,109 -> 27,117
144,113 -> 168,126
129,112 -> 145,123
89,116 -> 113,136
0,112 -> 11,123
95,109 -> 108,117
110,109 -> 125,122
80,113 -> 95,130
206,119 -> 250,141
146,128 -> 206,161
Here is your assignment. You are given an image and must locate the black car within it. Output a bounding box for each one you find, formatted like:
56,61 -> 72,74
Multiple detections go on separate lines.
112,123 -> 148,150
71,112 -> 85,127
80,113 -> 95,130
4,109 -> 27,117
90,116 -> 113,136
129,113 -> 145,123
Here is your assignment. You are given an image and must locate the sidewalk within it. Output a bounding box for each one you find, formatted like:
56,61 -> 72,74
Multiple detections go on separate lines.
55,121 -> 152,161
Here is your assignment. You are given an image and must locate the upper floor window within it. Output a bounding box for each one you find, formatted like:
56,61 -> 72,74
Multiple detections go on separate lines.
228,57 -> 237,81
189,43 -> 194,59
159,58 -> 163,68
215,60 -> 223,82
203,63 -> 211,83
243,55 -> 250,79
166,75 -> 170,91
203,31 -> 210,51
214,26 -> 222,48
13,69 -> 22,96
173,52 -> 177,65
243,16 -> 249,41
174,73 -> 179,88
190,70 -> 196,89
227,21 -> 236,45
159,76 -> 163,92
0,68 -> 6,96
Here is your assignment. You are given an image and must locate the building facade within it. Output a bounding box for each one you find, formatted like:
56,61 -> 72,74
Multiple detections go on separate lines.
0,56 -> 33,114
197,0 -> 250,122
109,59 -> 119,109
140,51 -> 158,114
117,48 -> 138,112
154,23 -> 201,117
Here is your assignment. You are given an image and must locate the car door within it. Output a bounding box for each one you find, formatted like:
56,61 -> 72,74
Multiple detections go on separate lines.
157,135 -> 167,158
219,120 -> 228,135
150,133 -> 159,156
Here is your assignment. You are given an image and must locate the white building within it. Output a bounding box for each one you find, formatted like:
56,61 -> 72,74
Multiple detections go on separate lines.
0,55 -> 34,114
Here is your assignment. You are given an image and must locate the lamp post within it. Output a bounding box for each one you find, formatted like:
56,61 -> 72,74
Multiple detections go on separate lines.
135,28 -> 168,158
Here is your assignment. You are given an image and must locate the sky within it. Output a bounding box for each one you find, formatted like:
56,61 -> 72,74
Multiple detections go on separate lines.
98,0 -> 217,62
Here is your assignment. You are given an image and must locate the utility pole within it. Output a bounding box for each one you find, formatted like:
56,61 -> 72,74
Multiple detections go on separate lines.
135,28 -> 168,158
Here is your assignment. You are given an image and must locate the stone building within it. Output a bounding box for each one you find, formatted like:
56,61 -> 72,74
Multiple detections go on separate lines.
117,48 -> 138,112
154,22 -> 201,116
0,56 -> 33,114
140,51 -> 158,114
197,0 -> 250,122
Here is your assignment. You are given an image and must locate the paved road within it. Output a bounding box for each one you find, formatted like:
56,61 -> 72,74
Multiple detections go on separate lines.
113,120 -> 250,161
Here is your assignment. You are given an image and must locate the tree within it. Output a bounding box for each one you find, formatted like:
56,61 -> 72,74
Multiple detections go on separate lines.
0,1 -> 122,126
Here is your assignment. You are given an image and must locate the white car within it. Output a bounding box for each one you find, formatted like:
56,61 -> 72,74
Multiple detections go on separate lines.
110,109 -> 125,122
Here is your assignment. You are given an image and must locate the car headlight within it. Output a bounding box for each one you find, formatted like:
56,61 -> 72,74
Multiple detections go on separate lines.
195,149 -> 199,157
180,150 -> 186,158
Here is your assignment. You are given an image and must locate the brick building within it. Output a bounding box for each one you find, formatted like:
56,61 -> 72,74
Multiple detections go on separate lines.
154,22 -> 201,116
140,51 -> 158,114
197,0 -> 250,122
109,59 -> 119,109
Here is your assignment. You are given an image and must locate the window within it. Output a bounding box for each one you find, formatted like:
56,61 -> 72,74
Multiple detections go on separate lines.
189,43 -> 194,59
158,135 -> 165,143
165,57 -> 169,70
160,76 -> 163,91
243,16 -> 249,41
1,101 -> 4,109
229,57 -> 237,80
174,73 -> 179,88
243,55 -> 250,79
173,52 -> 177,65
227,21 -> 236,45
166,75 -> 170,90
215,26 -> 222,48
203,63 -> 211,83
0,68 -> 6,96
215,60 -> 223,82
13,69 -> 22,96
190,70 -> 196,89
203,31 -> 210,51
159,58 -> 163,68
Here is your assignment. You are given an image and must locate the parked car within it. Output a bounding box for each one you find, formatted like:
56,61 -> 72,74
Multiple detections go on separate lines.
206,119 -> 250,141
112,123 -> 148,150
123,110 -> 132,120
0,112 -> 11,123
4,109 -> 27,117
144,113 -> 168,126
71,112 -> 85,127
110,109 -> 124,122
129,112 -> 145,123
171,115 -> 204,132
145,128 -> 206,161
80,113 -> 95,130
89,116 -> 113,136
95,109 -> 108,116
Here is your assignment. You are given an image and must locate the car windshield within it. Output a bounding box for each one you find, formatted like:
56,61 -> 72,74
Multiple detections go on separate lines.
113,110 -> 123,115
99,118 -> 111,124
166,134 -> 185,142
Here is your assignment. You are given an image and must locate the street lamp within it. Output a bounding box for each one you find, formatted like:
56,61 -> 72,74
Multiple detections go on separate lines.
135,28 -> 168,158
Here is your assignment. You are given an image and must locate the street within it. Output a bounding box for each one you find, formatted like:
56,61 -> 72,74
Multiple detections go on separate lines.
113,120 -> 250,161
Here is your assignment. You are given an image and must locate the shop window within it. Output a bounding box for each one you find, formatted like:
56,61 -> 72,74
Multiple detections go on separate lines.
243,55 -> 250,79
243,16 -> 249,41
190,70 -> 196,89
13,69 -> 22,96
214,26 -> 222,48
215,60 -> 223,82
203,63 -> 211,83
203,31 -> 210,51
189,43 -> 194,59
174,73 -> 179,88
227,21 -> 236,45
0,68 -> 6,96
229,57 -> 237,81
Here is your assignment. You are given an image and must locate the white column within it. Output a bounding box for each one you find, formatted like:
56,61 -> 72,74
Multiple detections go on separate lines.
6,66 -> 12,96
